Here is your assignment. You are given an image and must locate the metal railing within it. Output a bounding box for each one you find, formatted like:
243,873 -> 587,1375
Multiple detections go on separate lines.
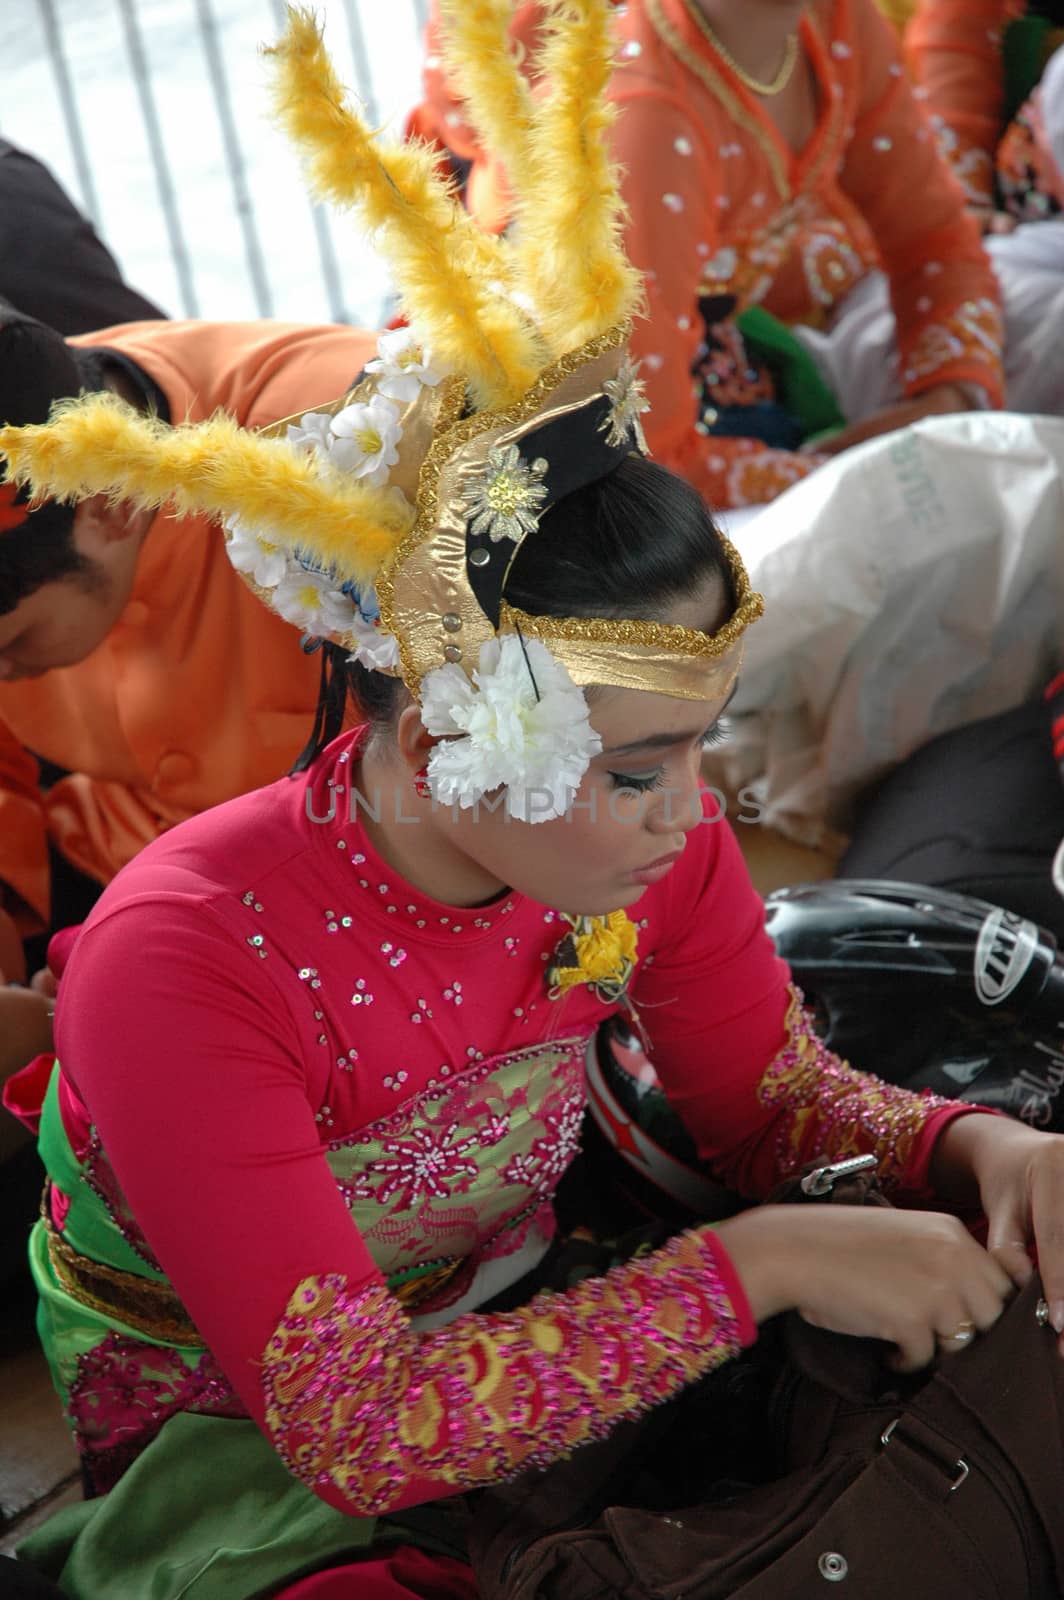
3,0 -> 430,327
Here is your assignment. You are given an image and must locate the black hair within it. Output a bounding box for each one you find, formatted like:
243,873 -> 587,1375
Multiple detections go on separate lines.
0,342 -> 110,618
341,452 -> 735,735
504,451 -> 735,624
0,498 -> 94,618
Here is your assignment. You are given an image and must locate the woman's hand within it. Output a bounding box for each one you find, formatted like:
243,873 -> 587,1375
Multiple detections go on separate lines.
930,1113 -> 1064,1351
807,382 -> 974,459
716,1201 -> 1014,1372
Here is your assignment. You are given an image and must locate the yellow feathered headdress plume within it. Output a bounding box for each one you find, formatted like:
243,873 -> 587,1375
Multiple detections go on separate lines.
265,7 -> 546,409
0,392 -> 412,588
434,0 -> 642,353
0,3 -> 642,578
0,1 -> 760,743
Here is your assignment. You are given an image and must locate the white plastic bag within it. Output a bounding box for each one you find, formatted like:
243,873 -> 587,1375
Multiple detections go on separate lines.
717,412 -> 1064,846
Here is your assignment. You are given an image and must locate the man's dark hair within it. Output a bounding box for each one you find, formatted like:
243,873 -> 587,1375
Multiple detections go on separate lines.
0,304 -> 108,617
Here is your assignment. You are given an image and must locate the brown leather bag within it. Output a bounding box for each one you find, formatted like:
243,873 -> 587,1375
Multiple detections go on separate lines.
469,1158 -> 1064,1599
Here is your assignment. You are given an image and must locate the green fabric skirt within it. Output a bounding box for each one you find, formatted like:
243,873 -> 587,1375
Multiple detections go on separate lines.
18,1413 -> 466,1600
19,1067 -> 469,1599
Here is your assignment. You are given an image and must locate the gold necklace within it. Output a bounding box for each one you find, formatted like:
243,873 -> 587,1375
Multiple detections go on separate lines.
684,3 -> 800,97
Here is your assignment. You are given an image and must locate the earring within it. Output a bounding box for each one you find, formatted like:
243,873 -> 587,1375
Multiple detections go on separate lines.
413,766 -> 432,800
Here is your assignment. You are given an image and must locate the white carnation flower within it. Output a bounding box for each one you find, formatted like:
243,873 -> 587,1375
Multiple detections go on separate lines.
272,562 -> 358,637
346,611 -> 401,672
365,327 -> 444,403
225,516 -> 288,589
285,411 -> 335,458
329,395 -> 403,485
420,635 -> 601,822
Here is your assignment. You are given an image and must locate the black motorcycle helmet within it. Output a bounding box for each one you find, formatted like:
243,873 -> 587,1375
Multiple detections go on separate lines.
584,880 -> 1064,1223
764,879 -> 1064,1122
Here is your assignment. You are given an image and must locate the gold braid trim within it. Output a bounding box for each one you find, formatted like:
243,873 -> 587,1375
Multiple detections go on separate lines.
377,319 -> 763,699
42,1202 -> 203,1348
502,582 -> 762,660
41,1197 -> 471,1351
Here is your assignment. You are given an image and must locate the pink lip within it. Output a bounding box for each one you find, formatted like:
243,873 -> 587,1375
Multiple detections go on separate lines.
630,848 -> 683,885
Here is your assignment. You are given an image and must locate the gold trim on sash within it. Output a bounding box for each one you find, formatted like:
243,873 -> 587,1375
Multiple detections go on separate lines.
43,1202 -> 203,1348
41,1190 -> 468,1347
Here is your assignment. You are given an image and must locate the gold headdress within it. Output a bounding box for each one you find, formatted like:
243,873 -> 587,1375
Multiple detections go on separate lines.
0,2 -> 762,822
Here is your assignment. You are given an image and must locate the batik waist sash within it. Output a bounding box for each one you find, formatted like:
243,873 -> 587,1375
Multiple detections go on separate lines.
40,1187 -> 470,1344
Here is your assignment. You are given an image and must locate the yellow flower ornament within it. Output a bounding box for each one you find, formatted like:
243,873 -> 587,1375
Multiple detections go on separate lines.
546,911 -> 640,1003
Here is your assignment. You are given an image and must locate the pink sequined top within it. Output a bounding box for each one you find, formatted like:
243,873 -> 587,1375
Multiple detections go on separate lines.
49,728 -> 968,1514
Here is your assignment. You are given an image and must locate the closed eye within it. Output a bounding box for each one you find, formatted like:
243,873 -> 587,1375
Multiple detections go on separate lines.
606,766 -> 666,794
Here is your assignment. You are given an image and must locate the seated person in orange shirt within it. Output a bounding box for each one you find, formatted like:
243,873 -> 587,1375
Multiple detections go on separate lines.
419,0 -> 1017,510
0,303 -> 375,1007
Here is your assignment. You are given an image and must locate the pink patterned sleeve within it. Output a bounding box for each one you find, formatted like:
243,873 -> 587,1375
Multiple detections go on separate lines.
261,1227 -> 754,1515
708,985 -> 974,1198
635,811 -> 978,1200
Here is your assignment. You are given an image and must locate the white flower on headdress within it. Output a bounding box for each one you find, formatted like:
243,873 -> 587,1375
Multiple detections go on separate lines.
272,561 -> 358,638
346,611 -> 401,672
329,395 -> 403,486
365,328 -> 444,403
600,354 -> 651,452
225,516 -> 288,589
420,634 -> 601,823
466,444 -> 550,544
285,411 -> 335,458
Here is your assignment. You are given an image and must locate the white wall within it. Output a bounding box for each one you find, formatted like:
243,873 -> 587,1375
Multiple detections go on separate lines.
1,0 -> 428,325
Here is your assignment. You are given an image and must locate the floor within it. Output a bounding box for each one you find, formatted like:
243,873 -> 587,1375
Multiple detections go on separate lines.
0,1271 -> 80,1560
0,820 -> 835,1564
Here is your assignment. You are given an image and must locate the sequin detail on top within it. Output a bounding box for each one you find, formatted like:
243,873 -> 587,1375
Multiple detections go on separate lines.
756,987 -> 954,1187
261,1229 -> 744,1515
83,1129 -> 164,1272
324,1038 -> 587,1285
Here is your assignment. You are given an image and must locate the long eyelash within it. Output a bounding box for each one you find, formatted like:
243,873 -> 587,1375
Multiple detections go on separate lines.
701,718 -> 730,750
606,768 -> 666,794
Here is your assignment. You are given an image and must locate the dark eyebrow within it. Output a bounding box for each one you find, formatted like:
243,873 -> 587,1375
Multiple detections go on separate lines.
600,684 -> 738,759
